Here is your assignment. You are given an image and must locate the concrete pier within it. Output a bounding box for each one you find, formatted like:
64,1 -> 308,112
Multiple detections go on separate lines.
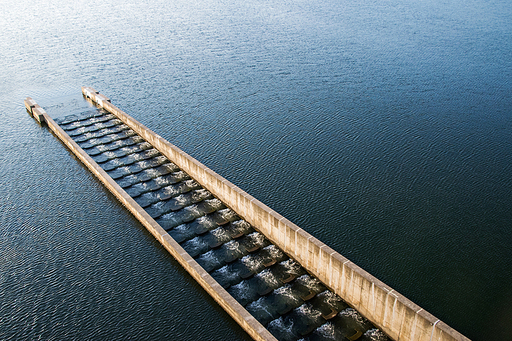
25,89 -> 471,341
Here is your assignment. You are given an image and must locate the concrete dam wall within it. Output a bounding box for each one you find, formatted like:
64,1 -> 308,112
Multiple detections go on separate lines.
25,88 -> 470,341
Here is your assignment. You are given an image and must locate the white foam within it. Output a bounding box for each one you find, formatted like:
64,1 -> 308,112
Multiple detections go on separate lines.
241,254 -> 262,272
314,322 -> 337,340
257,269 -> 279,288
265,245 -> 284,259
364,328 -> 389,341
281,259 -> 302,274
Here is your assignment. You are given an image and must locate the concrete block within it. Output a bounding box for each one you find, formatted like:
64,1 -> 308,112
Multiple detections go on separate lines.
222,180 -> 238,211
307,238 -> 321,273
285,224 -> 296,256
398,302 -> 421,340
329,253 -> 342,292
256,201 -> 268,229
81,86 -> 98,99
24,97 -> 37,113
415,309 -> 441,340
340,260 -> 352,299
95,94 -> 110,107
295,229 -> 309,264
31,106 -> 46,124
267,213 -> 279,243
434,321 -> 471,341
357,278 -> 381,325
318,245 -> 334,284
346,264 -> 363,306
236,193 -> 249,220
379,292 -> 401,336
275,219 -> 286,247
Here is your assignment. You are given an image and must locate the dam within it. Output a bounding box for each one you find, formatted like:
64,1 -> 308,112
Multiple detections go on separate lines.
24,88 -> 470,341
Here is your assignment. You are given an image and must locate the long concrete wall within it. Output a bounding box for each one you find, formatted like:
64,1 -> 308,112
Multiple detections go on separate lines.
25,96 -> 276,341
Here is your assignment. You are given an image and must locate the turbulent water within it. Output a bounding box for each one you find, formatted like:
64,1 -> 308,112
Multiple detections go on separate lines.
1,0 -> 511,340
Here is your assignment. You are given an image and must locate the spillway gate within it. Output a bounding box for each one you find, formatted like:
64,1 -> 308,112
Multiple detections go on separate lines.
24,88 -> 470,341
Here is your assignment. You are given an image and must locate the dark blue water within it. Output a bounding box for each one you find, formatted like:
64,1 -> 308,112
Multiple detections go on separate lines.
1,0 -> 511,340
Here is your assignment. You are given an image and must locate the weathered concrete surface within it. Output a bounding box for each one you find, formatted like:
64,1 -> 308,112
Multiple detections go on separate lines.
79,87 -> 470,341
27,96 -> 276,341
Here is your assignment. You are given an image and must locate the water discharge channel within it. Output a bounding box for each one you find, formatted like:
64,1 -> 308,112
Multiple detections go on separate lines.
24,88 -> 470,341
54,104 -> 385,341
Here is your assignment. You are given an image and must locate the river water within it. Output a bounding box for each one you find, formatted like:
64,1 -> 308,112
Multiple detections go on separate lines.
1,0 -> 511,340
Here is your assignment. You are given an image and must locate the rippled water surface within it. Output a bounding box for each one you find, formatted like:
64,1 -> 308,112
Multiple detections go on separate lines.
1,0 -> 511,340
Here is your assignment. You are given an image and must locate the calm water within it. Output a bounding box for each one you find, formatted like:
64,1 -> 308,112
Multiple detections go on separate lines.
1,0 -> 511,340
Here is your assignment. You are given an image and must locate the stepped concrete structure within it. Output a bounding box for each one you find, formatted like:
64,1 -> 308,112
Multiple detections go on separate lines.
24,88 -> 470,341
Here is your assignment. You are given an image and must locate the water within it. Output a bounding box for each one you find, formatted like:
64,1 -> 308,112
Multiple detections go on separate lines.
1,0 -> 511,340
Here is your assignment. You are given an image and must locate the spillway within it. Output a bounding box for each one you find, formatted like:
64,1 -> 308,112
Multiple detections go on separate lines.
51,103 -> 386,341
24,88 -> 470,341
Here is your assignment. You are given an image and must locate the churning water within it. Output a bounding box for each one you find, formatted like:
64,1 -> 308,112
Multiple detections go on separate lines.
1,0 -> 511,340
